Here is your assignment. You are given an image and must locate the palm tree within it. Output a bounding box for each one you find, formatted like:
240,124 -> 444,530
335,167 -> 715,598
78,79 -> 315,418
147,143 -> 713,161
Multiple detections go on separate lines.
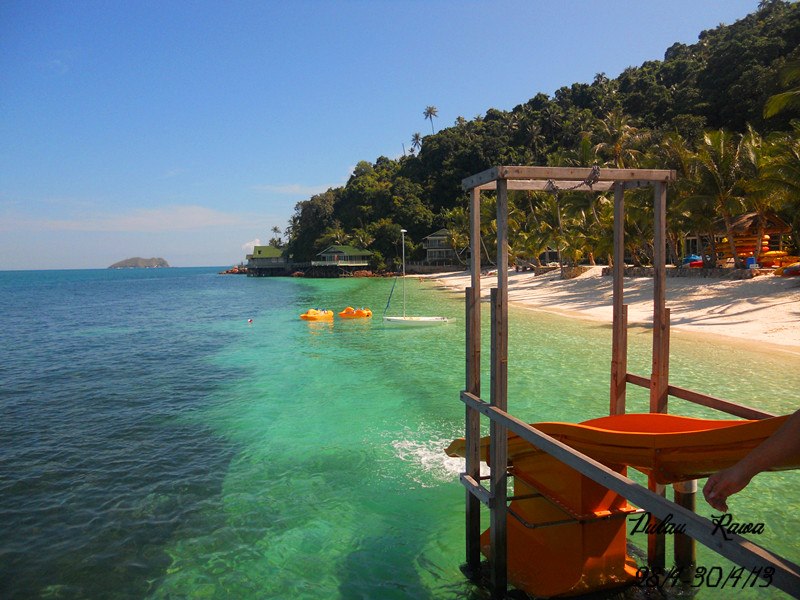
764,60 -> 800,118
411,132 -> 422,153
423,105 -> 438,134
738,125 -> 785,263
268,225 -> 284,249
652,133 -> 700,265
686,130 -> 748,268
592,110 -> 648,168
763,122 -> 800,249
441,208 -> 469,265
316,221 -> 349,250
350,226 -> 374,250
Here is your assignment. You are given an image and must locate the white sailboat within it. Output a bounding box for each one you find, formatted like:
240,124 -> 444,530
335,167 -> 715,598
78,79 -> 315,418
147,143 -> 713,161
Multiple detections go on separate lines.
383,229 -> 448,327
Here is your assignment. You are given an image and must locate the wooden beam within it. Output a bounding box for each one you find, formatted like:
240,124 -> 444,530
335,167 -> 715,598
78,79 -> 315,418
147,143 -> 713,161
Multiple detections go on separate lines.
466,287 -> 480,397
489,178 -> 509,598
667,385 -> 777,420
674,479 -> 697,582
474,180 -> 616,192
460,473 -> 492,507
650,182 -> 669,414
610,183 -> 627,415
496,166 -> 676,182
465,287 -> 481,576
463,166 -> 677,190
627,374 -> 778,420
470,187 -> 481,290
489,288 -> 507,597
648,477 -> 667,572
459,392 -> 800,597
496,178 -> 509,303
610,306 -> 628,415
462,167 -> 500,190
465,186 -> 483,577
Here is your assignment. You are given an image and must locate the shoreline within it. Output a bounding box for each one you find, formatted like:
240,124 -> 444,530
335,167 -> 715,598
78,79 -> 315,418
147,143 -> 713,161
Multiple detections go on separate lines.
424,267 -> 800,357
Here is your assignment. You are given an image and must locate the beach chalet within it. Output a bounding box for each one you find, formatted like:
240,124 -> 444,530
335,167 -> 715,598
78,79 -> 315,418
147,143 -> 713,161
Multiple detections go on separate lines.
312,245 -> 371,266
422,228 -> 458,264
422,229 -> 457,265
308,245 -> 372,276
246,245 -> 289,276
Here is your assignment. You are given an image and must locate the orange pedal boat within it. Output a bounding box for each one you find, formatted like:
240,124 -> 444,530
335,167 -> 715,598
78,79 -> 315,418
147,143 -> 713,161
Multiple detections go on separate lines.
338,306 -> 372,319
299,308 -> 333,321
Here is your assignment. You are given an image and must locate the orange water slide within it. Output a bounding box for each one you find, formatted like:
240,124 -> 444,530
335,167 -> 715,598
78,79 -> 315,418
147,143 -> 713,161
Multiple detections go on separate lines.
446,412 -> 799,484
446,413 -> 800,597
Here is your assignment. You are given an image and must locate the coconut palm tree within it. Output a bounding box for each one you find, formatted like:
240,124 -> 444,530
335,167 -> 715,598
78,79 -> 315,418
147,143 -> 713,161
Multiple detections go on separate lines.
411,132 -> 422,153
592,110 -> 648,168
316,221 -> 349,250
763,122 -> 800,249
764,60 -> 800,118
685,130 -> 748,268
350,226 -> 374,250
423,105 -> 438,134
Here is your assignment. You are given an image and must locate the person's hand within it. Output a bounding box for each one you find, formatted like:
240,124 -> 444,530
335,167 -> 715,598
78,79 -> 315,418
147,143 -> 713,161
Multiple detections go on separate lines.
702,464 -> 753,512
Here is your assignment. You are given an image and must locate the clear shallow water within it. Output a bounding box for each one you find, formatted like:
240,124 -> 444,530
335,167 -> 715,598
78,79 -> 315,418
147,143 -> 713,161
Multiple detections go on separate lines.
0,268 -> 797,599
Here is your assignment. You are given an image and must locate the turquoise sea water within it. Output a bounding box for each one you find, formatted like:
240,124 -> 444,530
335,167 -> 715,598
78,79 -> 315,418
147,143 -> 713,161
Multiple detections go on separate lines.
0,268 -> 797,599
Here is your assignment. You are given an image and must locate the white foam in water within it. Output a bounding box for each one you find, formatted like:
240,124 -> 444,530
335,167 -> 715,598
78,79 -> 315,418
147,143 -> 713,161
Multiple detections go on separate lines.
390,436 -> 489,488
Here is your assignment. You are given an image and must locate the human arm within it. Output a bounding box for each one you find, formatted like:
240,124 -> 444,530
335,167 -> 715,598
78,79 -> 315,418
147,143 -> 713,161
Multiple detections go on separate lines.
702,409 -> 800,512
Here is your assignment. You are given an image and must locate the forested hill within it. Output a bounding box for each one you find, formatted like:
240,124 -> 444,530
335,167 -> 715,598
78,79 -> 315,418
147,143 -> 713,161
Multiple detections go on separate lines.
285,0 -> 800,268
108,257 -> 170,269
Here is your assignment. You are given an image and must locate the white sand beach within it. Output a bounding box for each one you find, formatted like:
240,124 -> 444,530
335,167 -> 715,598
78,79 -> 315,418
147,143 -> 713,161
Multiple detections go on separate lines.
428,268 -> 800,354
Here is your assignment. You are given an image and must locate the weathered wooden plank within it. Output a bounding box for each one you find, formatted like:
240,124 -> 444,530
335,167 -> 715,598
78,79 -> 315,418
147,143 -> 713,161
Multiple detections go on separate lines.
648,477 -> 667,572
649,307 -> 671,413
627,374 -> 776,419
465,287 -> 481,574
626,372 -> 650,388
464,166 -> 677,190
650,182 -> 669,414
674,479 -> 697,581
489,288 -> 508,596
460,473 -> 492,507
464,293 -> 481,570
465,186 -> 484,578
459,392 -> 800,597
610,183 -> 627,415
475,180 -> 616,192
667,385 -> 777,419
497,166 -> 676,182
461,167 -> 500,190
610,306 -> 628,415
470,187 -> 482,290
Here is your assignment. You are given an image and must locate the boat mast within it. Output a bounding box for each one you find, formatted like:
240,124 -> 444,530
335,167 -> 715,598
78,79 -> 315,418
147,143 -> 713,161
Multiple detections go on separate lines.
401,228 -> 407,317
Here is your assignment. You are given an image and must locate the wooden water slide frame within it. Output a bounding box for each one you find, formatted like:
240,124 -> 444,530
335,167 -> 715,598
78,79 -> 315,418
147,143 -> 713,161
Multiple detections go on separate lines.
459,166 -> 800,598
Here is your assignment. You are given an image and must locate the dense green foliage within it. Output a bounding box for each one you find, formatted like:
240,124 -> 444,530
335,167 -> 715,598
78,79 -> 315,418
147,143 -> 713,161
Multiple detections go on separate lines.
284,1 -> 800,269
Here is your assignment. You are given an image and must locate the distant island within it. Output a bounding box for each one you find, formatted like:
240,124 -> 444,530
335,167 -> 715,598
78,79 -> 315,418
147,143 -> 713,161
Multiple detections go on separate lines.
108,257 -> 170,269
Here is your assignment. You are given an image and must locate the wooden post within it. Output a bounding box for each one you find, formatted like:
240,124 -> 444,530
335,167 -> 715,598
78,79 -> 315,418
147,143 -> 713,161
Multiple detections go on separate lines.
648,477 -> 667,573
465,186 -> 483,577
610,183 -> 627,415
649,181 -> 669,414
647,181 -> 669,572
489,179 -> 509,598
465,287 -> 481,577
470,187 -> 482,289
674,480 -> 697,582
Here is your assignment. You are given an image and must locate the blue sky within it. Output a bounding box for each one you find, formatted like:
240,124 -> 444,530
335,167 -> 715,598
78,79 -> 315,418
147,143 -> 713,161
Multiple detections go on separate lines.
1,0 -> 760,269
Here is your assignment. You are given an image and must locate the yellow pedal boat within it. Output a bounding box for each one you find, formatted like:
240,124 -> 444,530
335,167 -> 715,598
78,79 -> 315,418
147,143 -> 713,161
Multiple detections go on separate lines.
300,308 -> 333,321
338,306 -> 372,319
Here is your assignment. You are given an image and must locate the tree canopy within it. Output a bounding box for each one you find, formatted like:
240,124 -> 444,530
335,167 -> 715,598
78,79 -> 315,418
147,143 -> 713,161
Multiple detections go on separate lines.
281,1 -> 800,269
